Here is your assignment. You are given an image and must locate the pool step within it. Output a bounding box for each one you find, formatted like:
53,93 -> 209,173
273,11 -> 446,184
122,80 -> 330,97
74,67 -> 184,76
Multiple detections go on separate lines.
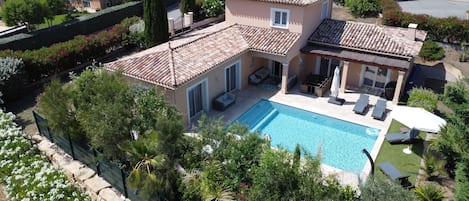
235,100 -> 275,130
251,108 -> 278,132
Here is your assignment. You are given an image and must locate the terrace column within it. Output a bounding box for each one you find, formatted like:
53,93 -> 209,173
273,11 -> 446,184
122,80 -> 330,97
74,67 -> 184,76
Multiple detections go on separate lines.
340,61 -> 349,93
392,71 -> 405,105
281,63 -> 289,94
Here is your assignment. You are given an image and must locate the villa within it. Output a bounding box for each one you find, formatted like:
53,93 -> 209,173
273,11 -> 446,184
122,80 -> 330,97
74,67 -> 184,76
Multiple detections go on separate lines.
104,0 -> 426,126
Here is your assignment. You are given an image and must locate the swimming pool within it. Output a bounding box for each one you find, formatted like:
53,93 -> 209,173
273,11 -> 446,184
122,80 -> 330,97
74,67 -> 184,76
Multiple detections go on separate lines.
235,99 -> 379,172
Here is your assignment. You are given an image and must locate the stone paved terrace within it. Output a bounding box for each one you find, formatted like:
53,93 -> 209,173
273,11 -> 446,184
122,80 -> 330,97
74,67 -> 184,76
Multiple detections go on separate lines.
203,84 -> 395,187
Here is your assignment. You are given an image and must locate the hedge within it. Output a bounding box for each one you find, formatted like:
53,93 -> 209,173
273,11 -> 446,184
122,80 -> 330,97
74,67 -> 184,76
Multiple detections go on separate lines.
0,17 -> 139,83
0,1 -> 143,51
380,0 -> 469,43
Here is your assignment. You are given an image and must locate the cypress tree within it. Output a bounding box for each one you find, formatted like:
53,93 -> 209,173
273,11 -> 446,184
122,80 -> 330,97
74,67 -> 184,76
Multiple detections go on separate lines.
144,0 -> 169,47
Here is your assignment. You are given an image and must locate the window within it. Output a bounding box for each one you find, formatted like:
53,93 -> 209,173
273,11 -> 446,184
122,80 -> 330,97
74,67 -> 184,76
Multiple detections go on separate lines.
321,0 -> 329,20
361,65 -> 389,90
270,8 -> 289,28
82,0 -> 91,8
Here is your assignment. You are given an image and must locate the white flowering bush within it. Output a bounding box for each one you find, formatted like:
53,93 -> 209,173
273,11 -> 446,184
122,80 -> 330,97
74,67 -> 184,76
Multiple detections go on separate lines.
0,110 -> 90,201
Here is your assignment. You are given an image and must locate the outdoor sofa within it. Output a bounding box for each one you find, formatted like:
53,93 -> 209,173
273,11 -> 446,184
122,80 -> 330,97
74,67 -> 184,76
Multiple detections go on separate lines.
212,92 -> 236,111
249,67 -> 270,85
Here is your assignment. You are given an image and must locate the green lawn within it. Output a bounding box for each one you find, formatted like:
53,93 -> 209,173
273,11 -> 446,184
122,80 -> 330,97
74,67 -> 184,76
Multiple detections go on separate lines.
374,120 -> 427,185
36,13 -> 88,30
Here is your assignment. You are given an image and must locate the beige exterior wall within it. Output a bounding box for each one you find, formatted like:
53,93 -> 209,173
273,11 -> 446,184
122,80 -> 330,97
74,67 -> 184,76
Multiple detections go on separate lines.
226,0 -> 304,33
301,54 -> 317,82
345,62 -> 362,88
91,0 -> 103,10
171,53 -> 251,124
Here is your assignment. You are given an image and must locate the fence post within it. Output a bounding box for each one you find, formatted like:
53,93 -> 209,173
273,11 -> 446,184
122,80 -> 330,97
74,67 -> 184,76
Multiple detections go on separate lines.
67,133 -> 75,159
93,149 -> 101,175
33,111 -> 54,143
121,168 -> 129,198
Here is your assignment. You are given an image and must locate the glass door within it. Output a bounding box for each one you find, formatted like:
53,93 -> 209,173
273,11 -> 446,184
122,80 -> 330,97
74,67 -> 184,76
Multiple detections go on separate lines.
271,61 -> 283,78
225,63 -> 239,92
188,83 -> 203,118
362,66 -> 389,90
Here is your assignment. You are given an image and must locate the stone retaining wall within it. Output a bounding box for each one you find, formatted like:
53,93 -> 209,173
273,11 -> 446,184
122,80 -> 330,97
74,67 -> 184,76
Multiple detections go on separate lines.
30,133 -> 130,201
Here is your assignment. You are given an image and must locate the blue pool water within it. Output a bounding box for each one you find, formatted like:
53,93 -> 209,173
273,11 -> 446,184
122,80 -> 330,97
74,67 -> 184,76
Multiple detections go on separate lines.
235,99 -> 379,172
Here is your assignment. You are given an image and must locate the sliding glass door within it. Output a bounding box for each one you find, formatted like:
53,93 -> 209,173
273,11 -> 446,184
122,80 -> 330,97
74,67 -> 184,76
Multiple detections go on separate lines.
188,82 -> 204,118
225,63 -> 239,92
362,65 -> 389,90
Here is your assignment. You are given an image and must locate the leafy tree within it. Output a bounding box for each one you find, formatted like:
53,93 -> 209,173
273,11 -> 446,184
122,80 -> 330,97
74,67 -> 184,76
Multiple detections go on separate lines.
443,81 -> 469,111
414,184 -> 446,201
293,143 -> 301,170
407,87 -> 438,113
419,40 -> 445,61
422,152 -> 446,180
201,0 -> 224,17
1,0 -> 47,29
360,176 -> 416,201
180,0 -> 196,14
0,57 -> 23,103
40,0 -> 66,27
143,0 -> 169,47
37,79 -> 84,140
344,0 -> 380,17
134,87 -> 181,137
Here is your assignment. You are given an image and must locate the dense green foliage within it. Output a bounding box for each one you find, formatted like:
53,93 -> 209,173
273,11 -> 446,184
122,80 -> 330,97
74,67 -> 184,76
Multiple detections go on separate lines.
1,0 -> 47,28
422,152 -> 446,180
414,184 -> 446,201
180,0 -> 196,14
455,159 -> 469,201
433,80 -> 469,199
201,0 -> 224,17
380,0 -> 469,43
0,57 -> 24,103
0,110 -> 90,200
360,177 -> 416,201
143,0 -> 169,47
419,40 -> 445,61
407,87 -> 438,112
344,0 -> 380,17
38,68 -> 186,200
0,17 -> 139,83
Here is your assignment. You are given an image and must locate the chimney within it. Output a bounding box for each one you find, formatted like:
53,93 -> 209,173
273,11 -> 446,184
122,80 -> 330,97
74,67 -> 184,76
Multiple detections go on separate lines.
184,12 -> 194,29
407,23 -> 418,41
168,18 -> 175,36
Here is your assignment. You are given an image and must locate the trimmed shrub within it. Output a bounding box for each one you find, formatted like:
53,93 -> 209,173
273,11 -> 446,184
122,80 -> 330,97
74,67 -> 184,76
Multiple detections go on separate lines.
0,17 -> 140,83
0,57 -> 24,102
419,40 -> 445,61
345,0 -> 380,18
443,81 -> 469,110
407,87 -> 438,112
380,0 -> 469,43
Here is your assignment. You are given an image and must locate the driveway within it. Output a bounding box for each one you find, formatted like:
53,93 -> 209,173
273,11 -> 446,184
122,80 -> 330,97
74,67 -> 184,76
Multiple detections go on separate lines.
167,0 -> 183,30
398,0 -> 469,19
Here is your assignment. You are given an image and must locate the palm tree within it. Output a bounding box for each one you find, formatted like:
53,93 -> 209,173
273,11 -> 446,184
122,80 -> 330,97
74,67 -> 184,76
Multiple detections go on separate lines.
414,184 -> 446,201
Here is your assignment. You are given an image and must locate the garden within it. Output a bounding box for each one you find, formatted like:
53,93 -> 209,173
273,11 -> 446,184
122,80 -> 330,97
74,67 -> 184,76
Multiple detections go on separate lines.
0,110 -> 90,200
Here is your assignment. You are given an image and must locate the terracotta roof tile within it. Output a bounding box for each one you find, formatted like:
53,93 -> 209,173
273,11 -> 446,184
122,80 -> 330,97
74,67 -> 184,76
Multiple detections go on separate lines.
253,0 -> 319,6
308,19 -> 426,57
104,22 -> 300,89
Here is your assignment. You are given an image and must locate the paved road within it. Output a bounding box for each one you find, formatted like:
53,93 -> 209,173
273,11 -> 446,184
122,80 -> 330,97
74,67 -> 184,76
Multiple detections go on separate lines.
167,0 -> 183,30
398,0 -> 469,19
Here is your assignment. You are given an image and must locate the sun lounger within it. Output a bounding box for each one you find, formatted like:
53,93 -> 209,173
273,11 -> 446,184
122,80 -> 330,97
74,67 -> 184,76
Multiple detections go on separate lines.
378,162 -> 413,189
385,128 -> 420,144
353,94 -> 369,114
372,99 -> 387,120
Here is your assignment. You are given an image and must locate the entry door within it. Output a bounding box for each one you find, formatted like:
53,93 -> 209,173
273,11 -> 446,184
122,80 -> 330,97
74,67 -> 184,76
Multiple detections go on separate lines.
362,65 -> 389,89
319,57 -> 340,77
271,61 -> 283,78
188,82 -> 204,118
225,63 -> 239,92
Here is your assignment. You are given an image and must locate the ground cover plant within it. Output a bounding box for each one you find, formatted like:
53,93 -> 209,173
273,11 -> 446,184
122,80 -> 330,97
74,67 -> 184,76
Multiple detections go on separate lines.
0,110 -> 89,201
